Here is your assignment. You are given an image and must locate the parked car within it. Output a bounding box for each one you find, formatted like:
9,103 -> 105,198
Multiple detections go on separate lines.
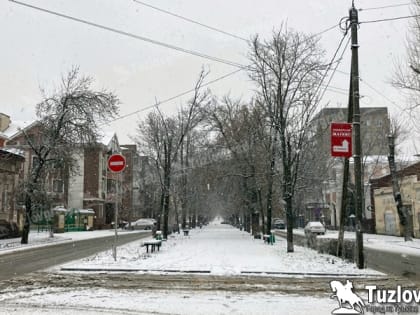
125,218 -> 156,230
0,220 -> 20,239
273,219 -> 285,229
304,221 -> 326,235
0,226 -> 9,239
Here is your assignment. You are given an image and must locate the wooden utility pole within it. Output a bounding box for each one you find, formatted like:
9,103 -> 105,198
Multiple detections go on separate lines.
337,71 -> 353,258
350,4 -> 365,269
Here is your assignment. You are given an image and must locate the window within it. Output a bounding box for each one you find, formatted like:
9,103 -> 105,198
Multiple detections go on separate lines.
32,156 -> 40,170
53,179 -> 64,193
1,185 -> 9,211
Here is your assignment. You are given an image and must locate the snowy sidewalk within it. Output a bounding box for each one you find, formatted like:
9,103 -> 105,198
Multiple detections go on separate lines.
289,228 -> 420,257
59,222 -> 382,277
0,229 -> 148,254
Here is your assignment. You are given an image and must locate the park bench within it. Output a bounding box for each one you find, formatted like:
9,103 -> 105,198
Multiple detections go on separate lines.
142,239 -> 162,253
183,229 -> 190,236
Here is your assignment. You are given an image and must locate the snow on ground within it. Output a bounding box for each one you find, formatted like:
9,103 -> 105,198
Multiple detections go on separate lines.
0,229 -> 148,254
58,222 -> 381,276
0,287 -> 338,315
0,221 -> 391,315
293,228 -> 420,257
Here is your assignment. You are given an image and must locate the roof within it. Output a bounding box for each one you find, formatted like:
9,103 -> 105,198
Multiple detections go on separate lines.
370,160 -> 420,184
0,148 -> 25,160
1,119 -> 38,140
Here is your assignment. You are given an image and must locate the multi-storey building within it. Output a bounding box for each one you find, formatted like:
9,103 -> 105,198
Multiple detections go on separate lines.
0,149 -> 24,228
303,107 -> 390,230
1,112 -> 137,230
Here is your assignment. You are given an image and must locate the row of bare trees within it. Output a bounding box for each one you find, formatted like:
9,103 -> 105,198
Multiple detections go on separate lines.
135,27 -> 330,252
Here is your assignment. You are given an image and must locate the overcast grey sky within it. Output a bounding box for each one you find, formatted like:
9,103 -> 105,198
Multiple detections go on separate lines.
1,0 -> 416,153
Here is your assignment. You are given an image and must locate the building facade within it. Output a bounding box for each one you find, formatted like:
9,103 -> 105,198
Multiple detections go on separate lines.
304,107 -> 390,231
0,149 -> 24,227
371,162 -> 420,238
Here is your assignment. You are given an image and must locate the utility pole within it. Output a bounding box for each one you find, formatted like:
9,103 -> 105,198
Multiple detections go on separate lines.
337,70 -> 353,258
350,4 -> 364,269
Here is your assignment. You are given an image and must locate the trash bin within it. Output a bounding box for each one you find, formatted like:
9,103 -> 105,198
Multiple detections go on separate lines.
270,233 -> 275,244
155,230 -> 162,240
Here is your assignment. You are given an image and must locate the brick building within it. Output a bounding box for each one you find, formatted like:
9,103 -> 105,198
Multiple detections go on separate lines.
0,149 -> 24,228
67,132 -> 122,229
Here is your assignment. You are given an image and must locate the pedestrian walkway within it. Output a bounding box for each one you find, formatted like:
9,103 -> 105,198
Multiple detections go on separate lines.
60,221 -> 381,277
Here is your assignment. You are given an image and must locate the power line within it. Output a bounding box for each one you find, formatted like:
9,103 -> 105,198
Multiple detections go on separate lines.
9,1 -> 341,70
8,0 -> 249,70
313,28 -> 350,108
359,3 -> 411,12
105,69 -> 243,124
335,68 -> 407,111
132,0 -> 340,46
359,77 -> 407,112
131,0 -> 249,43
360,14 -> 420,24
318,36 -> 351,104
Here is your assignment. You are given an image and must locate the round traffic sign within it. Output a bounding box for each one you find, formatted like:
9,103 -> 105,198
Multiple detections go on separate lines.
108,154 -> 126,173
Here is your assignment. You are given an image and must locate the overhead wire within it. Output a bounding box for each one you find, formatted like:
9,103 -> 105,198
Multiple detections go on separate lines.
8,0 -> 341,70
131,0 -> 250,43
104,69 -> 243,125
317,35 -> 351,107
8,0 -> 346,123
8,0 -> 249,70
312,24 -> 351,110
360,14 -> 420,24
358,3 -> 411,12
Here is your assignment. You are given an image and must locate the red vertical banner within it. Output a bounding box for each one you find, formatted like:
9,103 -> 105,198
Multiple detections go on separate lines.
331,123 -> 352,158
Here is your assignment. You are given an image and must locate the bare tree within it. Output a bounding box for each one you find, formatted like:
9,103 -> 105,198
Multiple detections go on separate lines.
249,27 -> 326,252
393,1 -> 420,130
136,70 -> 210,238
19,67 -> 119,244
206,98 -> 267,234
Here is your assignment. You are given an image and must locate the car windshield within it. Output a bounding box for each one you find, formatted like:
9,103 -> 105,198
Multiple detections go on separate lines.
1,1 -> 419,314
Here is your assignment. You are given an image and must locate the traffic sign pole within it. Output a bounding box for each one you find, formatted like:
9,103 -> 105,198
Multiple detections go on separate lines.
107,154 -> 126,261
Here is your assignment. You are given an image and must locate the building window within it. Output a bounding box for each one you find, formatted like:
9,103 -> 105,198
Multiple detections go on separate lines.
1,185 -> 9,211
53,179 -> 64,193
32,156 -> 40,170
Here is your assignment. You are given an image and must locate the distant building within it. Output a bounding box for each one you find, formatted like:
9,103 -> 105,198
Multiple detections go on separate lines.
311,107 -> 390,156
67,132 -> 122,229
0,148 -> 24,228
302,107 -> 391,231
370,161 -> 420,238
120,144 -> 142,221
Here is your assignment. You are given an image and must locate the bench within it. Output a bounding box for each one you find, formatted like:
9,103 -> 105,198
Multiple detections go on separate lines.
142,240 -> 162,253
183,229 -> 190,236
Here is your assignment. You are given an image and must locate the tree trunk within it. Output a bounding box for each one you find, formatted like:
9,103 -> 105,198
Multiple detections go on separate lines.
21,193 -> 32,244
257,188 -> 265,235
286,197 -> 294,252
266,131 -> 276,234
388,135 -> 412,241
266,153 -> 275,234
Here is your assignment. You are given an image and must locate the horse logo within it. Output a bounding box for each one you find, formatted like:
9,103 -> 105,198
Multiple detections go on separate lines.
330,280 -> 365,314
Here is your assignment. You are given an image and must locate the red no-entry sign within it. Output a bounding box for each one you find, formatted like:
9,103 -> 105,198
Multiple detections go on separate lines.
331,122 -> 352,158
108,154 -> 126,173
